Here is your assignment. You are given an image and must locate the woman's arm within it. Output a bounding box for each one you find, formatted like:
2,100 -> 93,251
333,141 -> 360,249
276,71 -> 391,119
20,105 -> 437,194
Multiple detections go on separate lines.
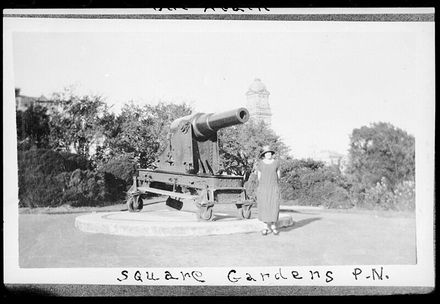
255,160 -> 261,181
276,160 -> 281,181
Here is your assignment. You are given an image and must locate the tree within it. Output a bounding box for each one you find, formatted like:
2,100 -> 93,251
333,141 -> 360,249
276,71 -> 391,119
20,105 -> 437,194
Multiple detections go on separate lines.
48,90 -> 111,159
16,104 -> 50,149
104,101 -> 193,168
346,122 -> 415,192
218,119 -> 289,181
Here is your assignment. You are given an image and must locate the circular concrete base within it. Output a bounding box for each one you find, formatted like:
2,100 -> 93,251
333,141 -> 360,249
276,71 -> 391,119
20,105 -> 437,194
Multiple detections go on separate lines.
75,209 -> 294,237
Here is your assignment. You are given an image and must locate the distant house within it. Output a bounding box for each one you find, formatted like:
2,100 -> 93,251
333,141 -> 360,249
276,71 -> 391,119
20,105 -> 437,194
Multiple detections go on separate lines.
15,88 -> 61,114
312,149 -> 346,167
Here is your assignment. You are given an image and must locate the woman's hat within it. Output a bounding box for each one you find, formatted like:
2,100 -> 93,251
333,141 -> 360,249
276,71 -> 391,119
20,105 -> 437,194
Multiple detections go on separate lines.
260,145 -> 275,158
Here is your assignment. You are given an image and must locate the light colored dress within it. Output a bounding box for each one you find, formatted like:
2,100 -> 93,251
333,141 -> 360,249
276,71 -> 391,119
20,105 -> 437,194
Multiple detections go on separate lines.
256,159 -> 281,222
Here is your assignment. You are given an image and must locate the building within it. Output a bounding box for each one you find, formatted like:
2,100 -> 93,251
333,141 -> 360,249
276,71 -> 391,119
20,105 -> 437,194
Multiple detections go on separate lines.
310,150 -> 350,174
312,149 -> 346,167
15,88 -> 61,114
245,78 -> 272,126
16,88 -> 40,111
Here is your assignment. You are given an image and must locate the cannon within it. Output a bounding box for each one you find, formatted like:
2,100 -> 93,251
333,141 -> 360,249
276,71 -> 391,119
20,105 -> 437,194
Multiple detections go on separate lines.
126,107 -> 254,220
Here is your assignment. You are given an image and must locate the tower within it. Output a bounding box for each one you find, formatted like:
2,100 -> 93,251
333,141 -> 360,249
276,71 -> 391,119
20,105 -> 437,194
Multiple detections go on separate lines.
245,78 -> 272,127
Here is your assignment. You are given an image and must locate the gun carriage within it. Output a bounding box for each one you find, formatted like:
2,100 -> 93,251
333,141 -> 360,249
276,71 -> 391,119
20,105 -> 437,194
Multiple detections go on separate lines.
127,107 -> 254,221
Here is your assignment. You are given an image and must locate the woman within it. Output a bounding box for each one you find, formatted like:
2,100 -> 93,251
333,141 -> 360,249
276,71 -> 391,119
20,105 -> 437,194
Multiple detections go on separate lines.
256,145 -> 281,235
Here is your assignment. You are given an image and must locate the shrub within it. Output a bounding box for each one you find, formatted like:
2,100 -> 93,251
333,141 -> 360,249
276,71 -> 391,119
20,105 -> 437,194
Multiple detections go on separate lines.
97,154 -> 138,190
392,180 -> 415,211
18,173 -> 65,208
361,177 -> 392,210
17,149 -> 91,207
279,159 -> 352,208
17,149 -> 124,208
60,152 -> 91,171
18,149 -> 90,176
17,138 -> 33,151
60,169 -> 125,207
360,178 -> 415,211
299,179 -> 352,209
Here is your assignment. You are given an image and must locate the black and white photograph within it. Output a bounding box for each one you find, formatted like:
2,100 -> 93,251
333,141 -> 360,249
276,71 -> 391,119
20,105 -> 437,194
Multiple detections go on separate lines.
3,7 -> 435,296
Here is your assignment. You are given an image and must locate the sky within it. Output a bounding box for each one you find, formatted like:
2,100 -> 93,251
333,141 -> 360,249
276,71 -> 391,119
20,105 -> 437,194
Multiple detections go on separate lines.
10,18 -> 434,159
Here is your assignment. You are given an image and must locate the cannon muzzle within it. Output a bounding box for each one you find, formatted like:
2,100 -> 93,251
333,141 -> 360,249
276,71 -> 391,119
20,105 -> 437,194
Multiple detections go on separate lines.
192,107 -> 249,139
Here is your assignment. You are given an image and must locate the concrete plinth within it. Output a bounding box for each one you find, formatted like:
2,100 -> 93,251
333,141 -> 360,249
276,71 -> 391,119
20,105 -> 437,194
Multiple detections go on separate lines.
75,209 -> 294,237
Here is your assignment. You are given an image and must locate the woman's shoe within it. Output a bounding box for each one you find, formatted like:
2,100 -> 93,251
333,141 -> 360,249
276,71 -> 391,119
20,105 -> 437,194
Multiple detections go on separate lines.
271,225 -> 279,235
261,229 -> 272,236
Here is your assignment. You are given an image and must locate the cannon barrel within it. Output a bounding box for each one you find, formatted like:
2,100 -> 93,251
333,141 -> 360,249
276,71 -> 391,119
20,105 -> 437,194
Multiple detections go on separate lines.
192,107 -> 249,139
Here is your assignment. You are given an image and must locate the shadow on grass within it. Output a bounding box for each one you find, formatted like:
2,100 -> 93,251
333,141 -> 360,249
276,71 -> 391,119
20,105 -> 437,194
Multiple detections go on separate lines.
279,209 -> 318,215
281,217 -> 322,232
212,214 -> 240,221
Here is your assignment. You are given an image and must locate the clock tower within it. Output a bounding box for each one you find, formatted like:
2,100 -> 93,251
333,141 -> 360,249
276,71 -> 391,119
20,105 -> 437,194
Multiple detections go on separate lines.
246,78 -> 272,127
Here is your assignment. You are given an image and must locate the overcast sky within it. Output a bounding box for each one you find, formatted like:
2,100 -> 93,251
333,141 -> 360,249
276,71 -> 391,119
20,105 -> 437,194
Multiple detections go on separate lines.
10,19 -> 434,158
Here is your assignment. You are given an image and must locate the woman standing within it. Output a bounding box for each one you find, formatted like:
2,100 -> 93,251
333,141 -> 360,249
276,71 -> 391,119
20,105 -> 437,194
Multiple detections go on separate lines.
256,145 -> 281,235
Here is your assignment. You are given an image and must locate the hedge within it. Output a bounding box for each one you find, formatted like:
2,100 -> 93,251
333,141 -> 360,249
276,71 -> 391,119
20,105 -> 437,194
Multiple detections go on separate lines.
17,149 -> 125,208
59,169 -> 125,207
97,154 -> 138,190
18,148 -> 90,176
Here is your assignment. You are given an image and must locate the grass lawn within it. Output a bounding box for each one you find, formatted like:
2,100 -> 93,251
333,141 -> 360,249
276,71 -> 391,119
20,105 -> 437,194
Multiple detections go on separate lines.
17,198 -> 416,268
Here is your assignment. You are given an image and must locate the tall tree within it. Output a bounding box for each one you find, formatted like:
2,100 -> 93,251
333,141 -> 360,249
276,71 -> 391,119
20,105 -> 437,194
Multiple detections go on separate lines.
346,122 -> 415,192
16,104 -> 50,149
218,119 -> 289,181
105,101 -> 193,168
48,90 -> 110,158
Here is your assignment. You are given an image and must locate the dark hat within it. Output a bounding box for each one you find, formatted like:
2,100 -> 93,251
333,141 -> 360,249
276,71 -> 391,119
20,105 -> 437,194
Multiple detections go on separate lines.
260,145 -> 275,158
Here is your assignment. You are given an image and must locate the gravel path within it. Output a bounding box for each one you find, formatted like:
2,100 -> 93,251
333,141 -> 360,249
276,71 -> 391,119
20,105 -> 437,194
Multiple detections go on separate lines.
18,202 -> 416,268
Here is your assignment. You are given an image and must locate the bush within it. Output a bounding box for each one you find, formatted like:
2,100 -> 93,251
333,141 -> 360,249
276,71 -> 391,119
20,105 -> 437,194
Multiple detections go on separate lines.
18,149 -> 90,176
59,152 -> 91,171
299,180 -> 353,209
18,173 -> 65,208
97,154 -> 138,190
17,149 -> 92,207
392,180 -> 415,211
346,122 -> 415,192
279,159 -> 352,208
360,178 -> 415,211
17,149 -> 125,208
60,169 -> 125,207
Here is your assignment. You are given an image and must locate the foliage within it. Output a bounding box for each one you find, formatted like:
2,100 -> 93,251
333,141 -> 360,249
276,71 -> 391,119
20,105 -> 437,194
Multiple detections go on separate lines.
18,173 -> 65,208
16,105 -> 50,150
392,180 -> 415,211
278,158 -> 326,201
104,101 -> 193,168
346,122 -> 415,192
299,176 -> 352,208
17,149 -> 91,207
360,178 -> 415,211
48,89 -> 111,159
218,119 -> 289,182
59,169 -> 125,207
18,149 -> 90,176
17,149 -> 124,207
15,89 -> 417,211
97,154 -> 138,190
279,159 -> 353,208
